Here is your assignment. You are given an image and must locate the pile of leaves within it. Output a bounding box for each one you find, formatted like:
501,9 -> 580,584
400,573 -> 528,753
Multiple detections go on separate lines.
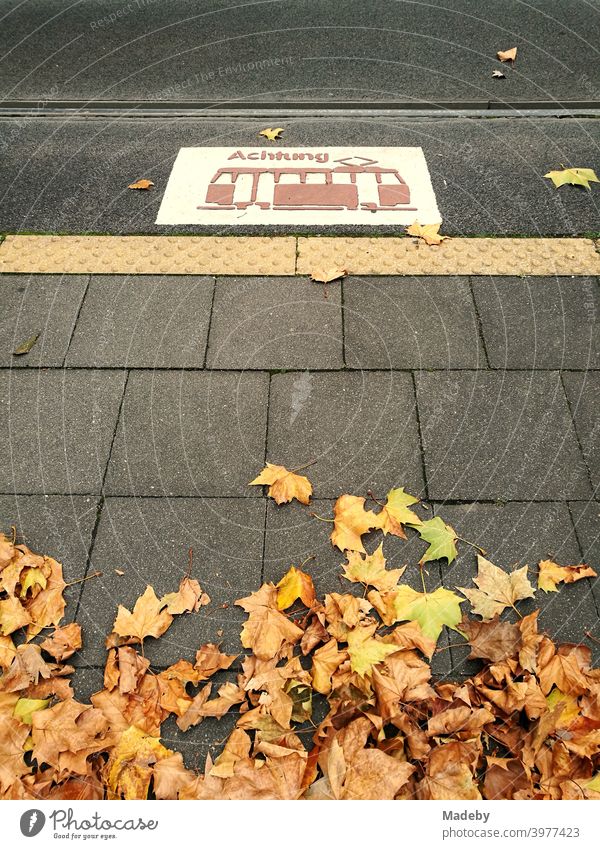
1,467 -> 600,801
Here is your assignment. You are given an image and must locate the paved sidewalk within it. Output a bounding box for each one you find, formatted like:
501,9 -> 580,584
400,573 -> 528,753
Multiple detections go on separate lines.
0,269 -> 598,767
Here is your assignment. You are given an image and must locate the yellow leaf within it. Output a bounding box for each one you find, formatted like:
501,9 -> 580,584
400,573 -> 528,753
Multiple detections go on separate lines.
346,624 -> 397,677
13,697 -> 50,725
330,494 -> 383,553
259,127 -> 284,141
538,559 -> 597,593
544,168 -> 599,191
497,47 -> 517,62
106,725 -> 172,800
276,565 -> 317,610
250,462 -> 313,505
406,220 -> 448,246
377,487 -> 422,537
128,179 -> 154,190
546,688 -> 580,729
341,543 -> 405,591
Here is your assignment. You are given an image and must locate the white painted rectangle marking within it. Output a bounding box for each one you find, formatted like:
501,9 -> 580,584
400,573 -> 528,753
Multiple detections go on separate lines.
156,146 -> 441,225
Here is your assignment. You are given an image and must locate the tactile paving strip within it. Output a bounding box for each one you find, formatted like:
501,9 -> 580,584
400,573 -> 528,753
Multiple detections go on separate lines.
0,234 -> 598,276
297,237 -> 600,276
0,235 -> 296,275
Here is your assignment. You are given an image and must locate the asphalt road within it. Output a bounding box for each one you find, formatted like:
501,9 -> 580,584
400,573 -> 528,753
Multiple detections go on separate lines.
1,0 -> 599,106
0,115 -> 598,235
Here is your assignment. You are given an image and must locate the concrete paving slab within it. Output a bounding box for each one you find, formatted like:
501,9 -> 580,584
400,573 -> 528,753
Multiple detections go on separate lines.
266,371 -> 426,499
0,370 -> 126,494
562,371 -> 600,493
0,117 -> 599,236
433,501 -> 600,676
76,496 -> 266,666
472,276 -> 600,369
343,276 -> 485,368
569,501 -> 600,577
206,276 -> 343,370
415,370 -> 592,501
104,371 -> 269,497
0,274 -> 88,367
66,275 -> 214,368
0,494 -> 99,629
1,1 -> 597,104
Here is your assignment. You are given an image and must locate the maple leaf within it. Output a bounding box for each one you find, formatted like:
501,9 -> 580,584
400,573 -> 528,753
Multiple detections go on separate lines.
160,575 -> 209,614
497,47 -> 517,62
0,595 -> 31,635
373,652 -> 435,719
259,127 -> 284,141
460,616 -> 522,663
309,267 -> 347,283
0,716 -> 30,793
406,220 -> 448,246
544,167 -> 599,190
276,565 -> 317,610
311,638 -> 348,694
128,179 -> 154,190
249,462 -> 312,505
330,494 -> 383,553
377,486 -> 422,537
341,542 -> 405,591
346,624 -> 398,677
459,555 -> 535,620
31,698 -> 113,773
413,517 -> 458,565
153,752 -> 196,799
538,559 -> 597,593
389,584 -> 463,642
194,643 -> 237,679
235,583 -> 303,660
25,557 -> 66,639
40,623 -> 82,661
106,725 -> 172,799
108,586 -> 174,646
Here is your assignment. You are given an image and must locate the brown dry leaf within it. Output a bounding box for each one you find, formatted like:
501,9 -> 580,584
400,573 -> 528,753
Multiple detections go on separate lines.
312,638 -> 348,694
309,267 -> 347,284
249,463 -> 313,505
418,741 -> 482,800
25,557 -> 66,639
276,565 -> 317,610
108,585 -> 174,646
40,623 -> 82,661
538,559 -> 597,593
459,555 -> 535,620
153,752 -> 196,799
194,644 -> 237,679
330,494 -> 383,553
105,725 -> 171,799
160,575 -> 209,614
236,583 -> 304,660
460,616 -> 522,663
0,595 -> 31,636
406,220 -> 448,246
497,47 -> 517,62
128,179 -> 154,190
341,542 -> 405,591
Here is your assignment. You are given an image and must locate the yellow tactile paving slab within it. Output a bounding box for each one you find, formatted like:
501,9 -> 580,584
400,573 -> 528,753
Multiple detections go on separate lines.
0,234 -> 598,276
0,235 -> 297,275
297,237 -> 600,276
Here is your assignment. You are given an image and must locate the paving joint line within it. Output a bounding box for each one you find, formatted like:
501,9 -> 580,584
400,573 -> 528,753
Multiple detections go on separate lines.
61,273 -> 91,368
559,371 -> 596,496
468,275 -> 491,369
73,369 -> 130,620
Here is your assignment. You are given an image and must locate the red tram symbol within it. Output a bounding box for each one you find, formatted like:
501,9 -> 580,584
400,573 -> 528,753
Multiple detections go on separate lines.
198,156 -> 417,212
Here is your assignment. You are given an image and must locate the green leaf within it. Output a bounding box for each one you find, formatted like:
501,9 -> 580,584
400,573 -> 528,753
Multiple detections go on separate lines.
544,167 -> 599,191
13,332 -> 40,356
411,517 -> 458,565
392,585 -> 463,643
